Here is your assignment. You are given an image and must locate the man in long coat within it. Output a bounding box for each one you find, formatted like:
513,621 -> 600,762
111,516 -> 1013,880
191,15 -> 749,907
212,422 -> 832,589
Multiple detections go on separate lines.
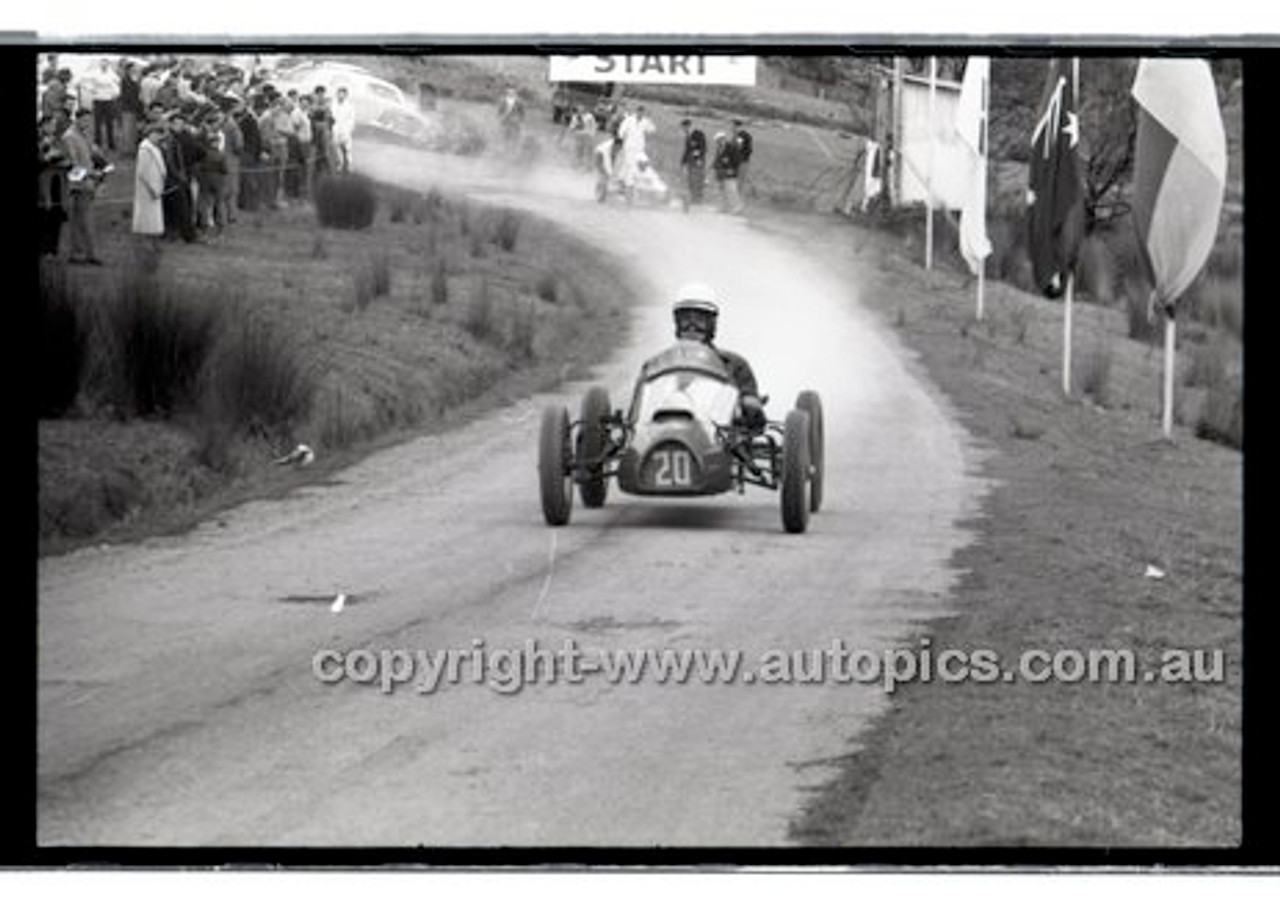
132,120 -> 167,252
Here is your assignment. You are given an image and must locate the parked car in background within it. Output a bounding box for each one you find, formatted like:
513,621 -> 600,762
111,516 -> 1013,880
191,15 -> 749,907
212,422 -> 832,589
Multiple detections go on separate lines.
550,81 -> 617,127
271,60 -> 435,145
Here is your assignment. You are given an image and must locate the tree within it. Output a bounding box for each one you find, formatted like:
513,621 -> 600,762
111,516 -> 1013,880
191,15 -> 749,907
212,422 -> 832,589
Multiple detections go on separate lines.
1077,58 -> 1138,231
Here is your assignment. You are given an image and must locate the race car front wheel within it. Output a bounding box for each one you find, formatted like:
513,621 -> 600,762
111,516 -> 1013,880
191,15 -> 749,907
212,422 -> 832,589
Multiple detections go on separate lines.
781,408 -> 811,534
795,390 -> 825,513
577,386 -> 611,508
539,406 -> 574,526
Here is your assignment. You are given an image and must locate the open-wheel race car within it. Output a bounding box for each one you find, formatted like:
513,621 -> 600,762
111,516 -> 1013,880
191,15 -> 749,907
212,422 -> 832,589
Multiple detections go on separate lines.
538,341 -> 824,533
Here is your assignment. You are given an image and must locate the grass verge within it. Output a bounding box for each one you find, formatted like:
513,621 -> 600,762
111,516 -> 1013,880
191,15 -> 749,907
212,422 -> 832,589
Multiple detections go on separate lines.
39,164 -> 637,556
769,213 -> 1241,847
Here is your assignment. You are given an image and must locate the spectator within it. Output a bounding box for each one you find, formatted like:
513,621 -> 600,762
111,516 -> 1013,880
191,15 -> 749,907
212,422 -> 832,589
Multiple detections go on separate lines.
119,62 -> 144,157
571,106 -> 597,170
37,114 -> 70,257
680,117 -> 707,206
41,70 -> 71,133
61,109 -> 106,264
732,118 -> 754,195
196,113 -> 228,236
132,118 -> 167,254
496,86 -> 524,154
331,86 -> 355,173
309,87 -> 334,180
615,103 -> 654,200
139,65 -> 165,109
592,133 -> 618,203
712,131 -> 742,214
235,96 -> 263,211
288,93 -> 314,200
81,57 -> 122,152
154,72 -> 181,111
160,111 -> 197,242
40,54 -> 59,86
220,97 -> 244,224
258,94 -> 292,208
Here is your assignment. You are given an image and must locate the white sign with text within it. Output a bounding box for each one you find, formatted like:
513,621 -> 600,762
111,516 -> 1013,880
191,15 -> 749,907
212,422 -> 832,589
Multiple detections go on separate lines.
548,54 -> 757,86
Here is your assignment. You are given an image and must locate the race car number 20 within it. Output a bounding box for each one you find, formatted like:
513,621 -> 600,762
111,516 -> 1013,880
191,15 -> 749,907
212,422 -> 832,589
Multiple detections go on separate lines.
652,448 -> 693,488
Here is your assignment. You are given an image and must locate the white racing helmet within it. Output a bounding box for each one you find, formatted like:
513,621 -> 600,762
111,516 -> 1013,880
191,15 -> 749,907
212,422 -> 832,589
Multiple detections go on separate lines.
672,282 -> 719,343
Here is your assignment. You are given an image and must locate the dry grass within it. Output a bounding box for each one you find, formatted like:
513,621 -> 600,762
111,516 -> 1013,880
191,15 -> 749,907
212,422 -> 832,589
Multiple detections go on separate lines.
776,212 -> 1241,848
39,160 -> 635,554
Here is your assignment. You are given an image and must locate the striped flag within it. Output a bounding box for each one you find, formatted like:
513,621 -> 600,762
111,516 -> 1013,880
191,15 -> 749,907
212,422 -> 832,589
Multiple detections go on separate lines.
1131,58 -> 1228,310
1026,59 -> 1086,298
955,57 -> 992,275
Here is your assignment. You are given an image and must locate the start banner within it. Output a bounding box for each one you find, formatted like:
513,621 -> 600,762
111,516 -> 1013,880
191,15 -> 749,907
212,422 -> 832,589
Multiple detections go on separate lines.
548,54 -> 757,86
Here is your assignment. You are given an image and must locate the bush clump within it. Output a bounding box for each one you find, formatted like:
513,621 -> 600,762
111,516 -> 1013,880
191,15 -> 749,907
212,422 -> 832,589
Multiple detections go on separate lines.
315,174 -> 378,230
38,265 -> 87,418
201,313 -> 315,442
108,276 -> 222,418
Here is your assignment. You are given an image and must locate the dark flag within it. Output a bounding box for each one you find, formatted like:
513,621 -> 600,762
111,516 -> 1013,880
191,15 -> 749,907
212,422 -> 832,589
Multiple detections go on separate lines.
1026,59 -> 1086,298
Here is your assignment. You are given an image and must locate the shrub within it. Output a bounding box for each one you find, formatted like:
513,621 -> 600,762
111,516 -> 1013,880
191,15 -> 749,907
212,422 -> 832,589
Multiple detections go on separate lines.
493,209 -> 521,252
1075,234 -> 1118,305
352,252 -> 391,312
1009,301 -> 1032,345
430,261 -> 449,305
464,278 -> 495,341
1196,377 -> 1243,450
201,312 -> 315,442
108,276 -> 221,418
315,174 -> 377,230
1123,279 -> 1160,345
425,186 -> 444,215
1183,337 -> 1230,390
1185,273 -> 1243,340
535,271 -> 558,303
38,265 -> 87,418
1076,343 -> 1113,407
506,300 -> 537,363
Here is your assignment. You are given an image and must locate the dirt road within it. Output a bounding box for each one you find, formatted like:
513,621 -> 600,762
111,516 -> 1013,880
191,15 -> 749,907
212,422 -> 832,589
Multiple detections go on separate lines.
38,142 -> 988,846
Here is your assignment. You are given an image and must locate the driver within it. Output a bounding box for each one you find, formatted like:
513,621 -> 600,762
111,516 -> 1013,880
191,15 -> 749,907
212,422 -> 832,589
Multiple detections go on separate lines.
671,283 -> 766,431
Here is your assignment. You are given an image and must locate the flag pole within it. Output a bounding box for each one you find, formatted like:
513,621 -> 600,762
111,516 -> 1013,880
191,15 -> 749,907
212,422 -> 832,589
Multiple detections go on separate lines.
1063,58 -> 1080,396
1163,304 -> 1177,438
976,59 -> 989,321
926,56 -> 936,271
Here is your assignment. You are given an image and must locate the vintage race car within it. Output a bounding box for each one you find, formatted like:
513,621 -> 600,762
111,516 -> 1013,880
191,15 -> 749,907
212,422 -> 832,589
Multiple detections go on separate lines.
538,341 -> 825,533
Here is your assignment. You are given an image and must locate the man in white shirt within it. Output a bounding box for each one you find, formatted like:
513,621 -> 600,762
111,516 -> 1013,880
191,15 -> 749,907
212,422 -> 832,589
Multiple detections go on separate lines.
81,57 -> 122,152
331,86 -> 356,173
615,103 -> 654,201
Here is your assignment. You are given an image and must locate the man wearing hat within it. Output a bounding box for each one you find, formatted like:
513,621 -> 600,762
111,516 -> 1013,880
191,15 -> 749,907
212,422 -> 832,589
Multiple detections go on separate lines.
712,131 -> 742,214
133,118 -> 167,252
679,117 -> 707,207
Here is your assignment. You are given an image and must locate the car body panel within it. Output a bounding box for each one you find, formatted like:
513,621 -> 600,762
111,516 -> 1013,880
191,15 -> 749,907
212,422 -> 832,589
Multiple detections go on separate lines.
616,344 -> 741,496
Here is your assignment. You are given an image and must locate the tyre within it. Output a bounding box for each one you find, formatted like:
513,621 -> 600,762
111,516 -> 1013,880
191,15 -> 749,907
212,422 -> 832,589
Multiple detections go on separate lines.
538,406 -> 573,526
577,386 -> 611,508
795,390 -> 825,512
781,408 -> 811,534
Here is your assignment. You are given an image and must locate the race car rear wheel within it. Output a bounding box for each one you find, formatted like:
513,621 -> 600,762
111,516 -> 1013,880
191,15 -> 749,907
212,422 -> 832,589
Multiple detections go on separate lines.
781,408 -> 811,534
796,390 -> 825,512
539,406 -> 573,526
577,385 -> 611,508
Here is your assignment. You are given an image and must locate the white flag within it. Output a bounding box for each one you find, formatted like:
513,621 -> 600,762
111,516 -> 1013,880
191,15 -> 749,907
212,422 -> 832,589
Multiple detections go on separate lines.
955,57 -> 992,275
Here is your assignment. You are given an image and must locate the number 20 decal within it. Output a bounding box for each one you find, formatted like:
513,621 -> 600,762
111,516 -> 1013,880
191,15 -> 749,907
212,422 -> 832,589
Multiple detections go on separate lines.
653,449 -> 693,487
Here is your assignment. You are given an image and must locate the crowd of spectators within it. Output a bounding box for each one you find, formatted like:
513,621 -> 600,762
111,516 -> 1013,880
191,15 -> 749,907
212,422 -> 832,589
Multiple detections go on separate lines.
37,53 -> 359,264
